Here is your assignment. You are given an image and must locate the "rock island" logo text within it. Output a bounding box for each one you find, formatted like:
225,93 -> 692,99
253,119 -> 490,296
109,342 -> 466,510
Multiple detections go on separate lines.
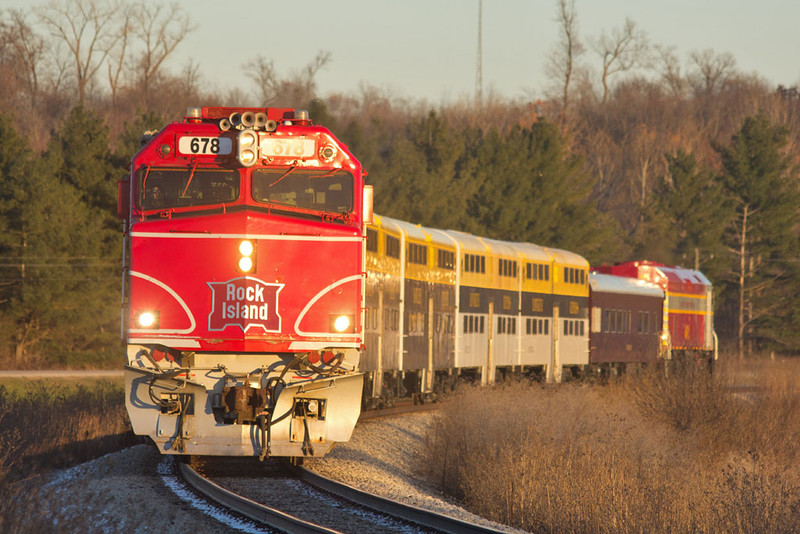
207,277 -> 284,332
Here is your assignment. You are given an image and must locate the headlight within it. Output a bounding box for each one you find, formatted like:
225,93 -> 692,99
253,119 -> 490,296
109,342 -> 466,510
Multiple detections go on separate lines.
331,314 -> 353,333
135,311 -> 159,329
238,256 -> 254,272
239,240 -> 254,256
237,240 -> 256,273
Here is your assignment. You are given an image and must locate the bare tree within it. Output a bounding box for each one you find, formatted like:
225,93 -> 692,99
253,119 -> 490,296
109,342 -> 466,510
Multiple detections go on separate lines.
5,10 -> 46,111
545,0 -> 584,128
591,18 -> 650,104
0,15 -> 24,113
36,0 -> 122,107
629,122 -> 657,212
245,51 -> 331,107
106,5 -> 132,110
130,2 -> 193,107
244,55 -> 279,106
179,59 -> 201,101
654,45 -> 685,97
688,48 -> 736,97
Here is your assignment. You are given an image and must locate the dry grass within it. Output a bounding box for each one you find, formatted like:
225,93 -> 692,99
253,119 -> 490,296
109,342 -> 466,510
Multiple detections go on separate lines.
423,357 -> 800,533
0,381 -> 132,532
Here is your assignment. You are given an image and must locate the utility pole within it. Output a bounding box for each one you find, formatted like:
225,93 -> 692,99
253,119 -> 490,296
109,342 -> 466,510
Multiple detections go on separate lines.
476,0 -> 483,107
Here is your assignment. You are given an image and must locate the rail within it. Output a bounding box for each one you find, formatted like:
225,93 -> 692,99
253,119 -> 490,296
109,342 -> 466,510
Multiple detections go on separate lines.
292,465 -> 507,534
177,460 -> 341,533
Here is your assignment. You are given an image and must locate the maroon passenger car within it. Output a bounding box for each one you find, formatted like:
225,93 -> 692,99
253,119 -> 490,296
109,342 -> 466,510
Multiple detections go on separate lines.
589,272 -> 664,369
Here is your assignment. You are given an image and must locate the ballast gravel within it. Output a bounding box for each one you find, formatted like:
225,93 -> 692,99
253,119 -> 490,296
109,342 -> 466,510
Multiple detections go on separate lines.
39,412 -> 524,533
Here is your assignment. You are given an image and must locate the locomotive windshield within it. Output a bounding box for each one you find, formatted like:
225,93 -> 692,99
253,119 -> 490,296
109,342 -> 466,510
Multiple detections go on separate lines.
251,168 -> 353,215
138,167 -> 239,211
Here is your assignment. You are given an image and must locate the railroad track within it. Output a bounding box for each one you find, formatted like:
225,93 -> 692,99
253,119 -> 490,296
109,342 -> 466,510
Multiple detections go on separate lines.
178,457 -> 506,533
174,403 -> 506,534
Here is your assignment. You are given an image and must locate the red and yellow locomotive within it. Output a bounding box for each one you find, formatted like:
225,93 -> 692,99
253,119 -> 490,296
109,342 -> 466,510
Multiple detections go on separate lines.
119,107 -> 372,459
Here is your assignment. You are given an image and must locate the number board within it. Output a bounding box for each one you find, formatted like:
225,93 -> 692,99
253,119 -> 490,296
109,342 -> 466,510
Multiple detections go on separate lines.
260,137 -> 316,158
178,136 -> 233,156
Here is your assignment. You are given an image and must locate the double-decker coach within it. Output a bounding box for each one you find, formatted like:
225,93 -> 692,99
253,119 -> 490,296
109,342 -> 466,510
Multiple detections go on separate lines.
361,216 -> 590,406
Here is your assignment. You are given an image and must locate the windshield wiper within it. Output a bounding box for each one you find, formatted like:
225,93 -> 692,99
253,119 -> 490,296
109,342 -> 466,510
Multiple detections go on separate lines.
181,161 -> 198,197
269,166 -> 296,188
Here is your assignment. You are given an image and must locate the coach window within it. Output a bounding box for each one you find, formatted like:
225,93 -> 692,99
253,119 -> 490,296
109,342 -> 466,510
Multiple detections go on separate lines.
385,235 -> 400,259
408,243 -> 427,265
366,228 -> 378,253
464,253 -> 486,274
438,249 -> 455,270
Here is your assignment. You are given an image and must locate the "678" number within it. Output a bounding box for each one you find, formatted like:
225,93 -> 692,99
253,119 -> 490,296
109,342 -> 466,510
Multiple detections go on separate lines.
178,136 -> 233,156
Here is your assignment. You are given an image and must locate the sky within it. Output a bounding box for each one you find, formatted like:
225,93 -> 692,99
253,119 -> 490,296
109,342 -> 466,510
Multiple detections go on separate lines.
8,0 -> 800,104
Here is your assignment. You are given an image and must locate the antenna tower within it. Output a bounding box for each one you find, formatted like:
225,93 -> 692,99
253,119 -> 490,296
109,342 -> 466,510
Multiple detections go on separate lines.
476,0 -> 483,107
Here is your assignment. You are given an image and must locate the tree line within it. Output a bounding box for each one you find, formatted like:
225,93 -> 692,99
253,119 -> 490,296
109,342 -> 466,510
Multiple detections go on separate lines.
0,0 -> 798,366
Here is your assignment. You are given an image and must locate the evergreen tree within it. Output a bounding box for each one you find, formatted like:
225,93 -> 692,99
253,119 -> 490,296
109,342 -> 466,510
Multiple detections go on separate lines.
463,120 -> 622,262
116,110 -> 170,166
408,111 -> 472,229
337,117 -> 391,216
718,113 -> 800,356
49,107 -> 117,217
0,110 -> 120,366
0,115 -> 36,363
636,150 -> 732,280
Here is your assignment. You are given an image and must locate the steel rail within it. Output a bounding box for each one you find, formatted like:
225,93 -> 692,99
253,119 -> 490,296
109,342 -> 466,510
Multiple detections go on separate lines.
177,460 -> 342,534
293,466 -> 508,534
178,403 -> 505,533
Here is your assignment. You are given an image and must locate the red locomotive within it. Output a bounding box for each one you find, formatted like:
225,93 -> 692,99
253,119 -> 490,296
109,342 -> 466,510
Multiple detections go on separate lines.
119,107 -> 372,459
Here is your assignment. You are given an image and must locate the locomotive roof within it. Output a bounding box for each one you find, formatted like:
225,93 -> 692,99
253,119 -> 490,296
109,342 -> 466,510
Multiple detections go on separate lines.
589,272 -> 664,298
593,260 -> 711,293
